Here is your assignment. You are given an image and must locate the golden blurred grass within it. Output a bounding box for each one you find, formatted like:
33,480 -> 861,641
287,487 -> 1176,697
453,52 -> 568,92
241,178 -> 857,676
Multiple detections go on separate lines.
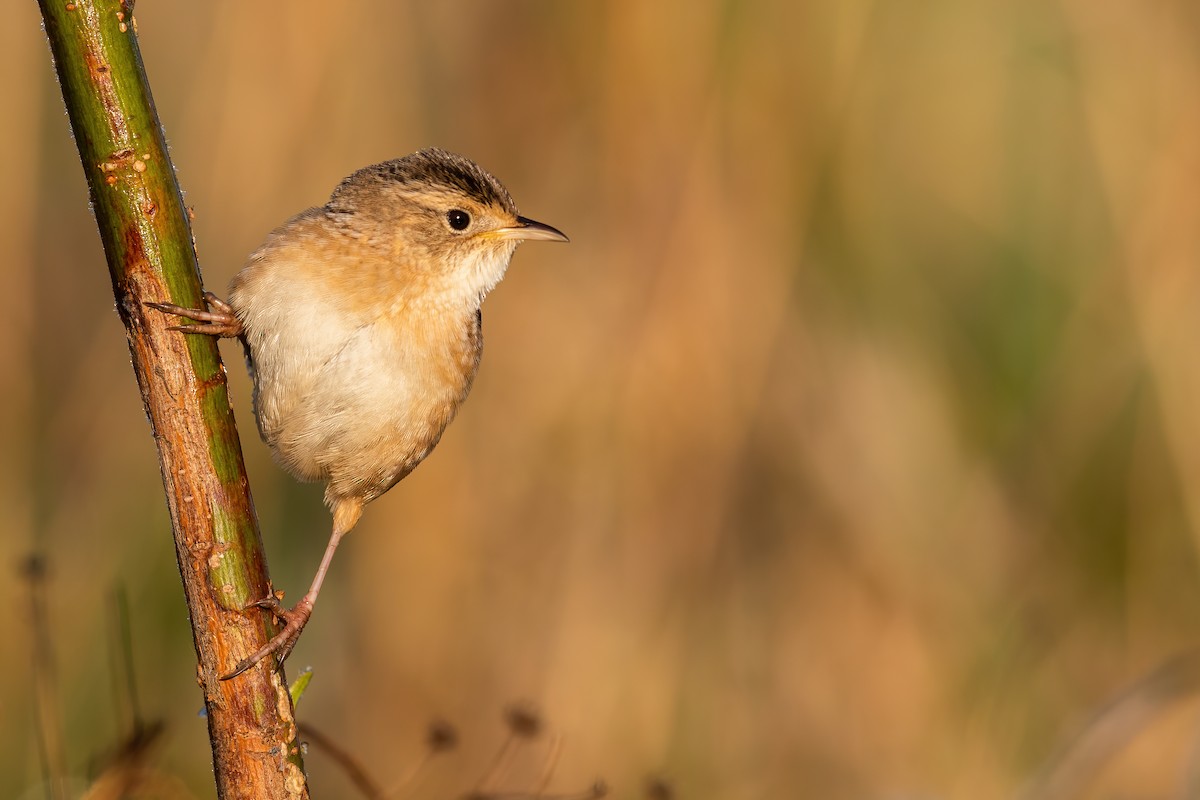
5,0 -> 1200,797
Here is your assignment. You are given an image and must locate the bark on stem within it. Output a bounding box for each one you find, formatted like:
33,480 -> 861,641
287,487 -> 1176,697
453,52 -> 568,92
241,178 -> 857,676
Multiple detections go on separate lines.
36,1 -> 309,796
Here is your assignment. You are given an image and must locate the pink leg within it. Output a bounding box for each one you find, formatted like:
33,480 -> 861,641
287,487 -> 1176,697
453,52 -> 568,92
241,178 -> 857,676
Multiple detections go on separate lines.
222,498 -> 364,680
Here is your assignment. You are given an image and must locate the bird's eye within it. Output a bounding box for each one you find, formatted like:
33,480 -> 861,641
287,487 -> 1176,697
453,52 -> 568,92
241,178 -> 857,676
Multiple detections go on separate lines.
447,209 -> 471,231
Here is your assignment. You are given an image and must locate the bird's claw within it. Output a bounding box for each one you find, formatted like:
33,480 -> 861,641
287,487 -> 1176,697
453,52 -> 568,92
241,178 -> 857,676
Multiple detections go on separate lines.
146,291 -> 243,337
220,594 -> 314,681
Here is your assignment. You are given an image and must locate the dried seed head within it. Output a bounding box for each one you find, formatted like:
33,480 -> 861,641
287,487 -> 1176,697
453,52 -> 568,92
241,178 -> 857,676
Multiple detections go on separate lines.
20,553 -> 47,580
503,704 -> 543,739
645,778 -> 673,799
426,719 -> 458,752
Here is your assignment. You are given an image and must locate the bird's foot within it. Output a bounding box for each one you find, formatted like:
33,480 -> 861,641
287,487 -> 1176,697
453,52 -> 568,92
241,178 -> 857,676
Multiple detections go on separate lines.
146,291 -> 243,337
221,593 -> 314,680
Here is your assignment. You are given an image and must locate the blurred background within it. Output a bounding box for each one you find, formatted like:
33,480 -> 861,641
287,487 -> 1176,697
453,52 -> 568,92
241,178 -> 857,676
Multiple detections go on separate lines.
5,0 -> 1200,797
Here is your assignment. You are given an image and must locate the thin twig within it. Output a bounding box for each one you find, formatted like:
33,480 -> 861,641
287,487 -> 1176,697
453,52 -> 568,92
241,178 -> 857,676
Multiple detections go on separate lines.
298,722 -> 384,800
108,584 -> 143,738
24,555 -> 69,800
1022,648 -> 1200,800
533,733 -> 563,797
383,719 -> 460,799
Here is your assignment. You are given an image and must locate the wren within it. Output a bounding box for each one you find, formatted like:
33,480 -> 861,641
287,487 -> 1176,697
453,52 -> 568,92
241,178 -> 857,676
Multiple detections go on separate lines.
150,148 -> 567,678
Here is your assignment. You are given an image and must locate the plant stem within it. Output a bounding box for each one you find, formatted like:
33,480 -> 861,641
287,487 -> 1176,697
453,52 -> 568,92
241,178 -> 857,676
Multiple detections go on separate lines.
36,1 -> 308,796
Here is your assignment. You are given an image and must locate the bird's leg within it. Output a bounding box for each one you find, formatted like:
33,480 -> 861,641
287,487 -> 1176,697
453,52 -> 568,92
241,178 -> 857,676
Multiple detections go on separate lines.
221,498 -> 364,680
145,291 -> 243,337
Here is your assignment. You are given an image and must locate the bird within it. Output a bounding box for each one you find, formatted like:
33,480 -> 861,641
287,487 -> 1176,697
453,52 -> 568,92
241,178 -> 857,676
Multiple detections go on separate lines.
148,147 -> 567,679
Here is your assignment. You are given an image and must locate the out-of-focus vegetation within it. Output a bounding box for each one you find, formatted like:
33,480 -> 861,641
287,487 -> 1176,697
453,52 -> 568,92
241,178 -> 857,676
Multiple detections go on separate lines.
5,1 -> 1200,797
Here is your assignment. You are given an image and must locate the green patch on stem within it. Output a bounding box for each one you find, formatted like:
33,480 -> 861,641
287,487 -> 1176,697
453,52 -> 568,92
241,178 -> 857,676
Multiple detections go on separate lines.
184,327 -> 224,384
209,503 -> 257,610
202,383 -> 243,485
253,690 -> 268,721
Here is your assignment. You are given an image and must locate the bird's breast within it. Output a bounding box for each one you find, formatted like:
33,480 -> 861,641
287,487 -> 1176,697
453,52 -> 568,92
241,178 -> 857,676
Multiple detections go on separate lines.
230,218 -> 485,504
247,299 -> 482,504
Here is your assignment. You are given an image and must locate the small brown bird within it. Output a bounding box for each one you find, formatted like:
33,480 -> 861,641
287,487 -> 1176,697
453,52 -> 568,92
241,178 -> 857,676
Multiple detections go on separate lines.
150,148 -> 567,679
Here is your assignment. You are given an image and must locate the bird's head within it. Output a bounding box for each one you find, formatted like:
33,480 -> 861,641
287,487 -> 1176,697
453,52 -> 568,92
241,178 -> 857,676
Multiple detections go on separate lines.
326,148 -> 567,308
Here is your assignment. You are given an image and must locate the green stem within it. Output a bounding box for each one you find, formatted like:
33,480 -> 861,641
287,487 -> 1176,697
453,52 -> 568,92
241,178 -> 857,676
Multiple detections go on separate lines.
36,1 -> 308,796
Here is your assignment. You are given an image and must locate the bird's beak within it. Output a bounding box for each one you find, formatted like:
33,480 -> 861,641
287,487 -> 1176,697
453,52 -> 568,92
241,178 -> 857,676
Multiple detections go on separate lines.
490,216 -> 569,243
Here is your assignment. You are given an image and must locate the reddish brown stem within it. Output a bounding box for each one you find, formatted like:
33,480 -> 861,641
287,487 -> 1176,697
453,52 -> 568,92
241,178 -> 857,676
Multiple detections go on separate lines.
35,0 -> 308,796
